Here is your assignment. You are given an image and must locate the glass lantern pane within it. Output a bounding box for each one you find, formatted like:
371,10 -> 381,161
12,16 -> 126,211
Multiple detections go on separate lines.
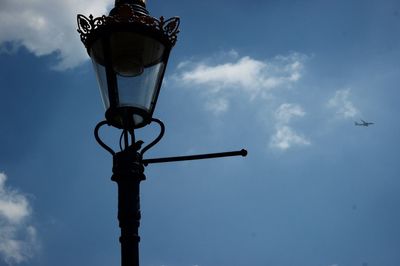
89,31 -> 169,128
133,114 -> 144,126
116,61 -> 165,111
91,57 -> 110,109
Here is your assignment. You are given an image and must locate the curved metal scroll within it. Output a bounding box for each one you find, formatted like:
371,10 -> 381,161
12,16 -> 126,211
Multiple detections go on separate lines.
140,118 -> 165,157
94,121 -> 116,155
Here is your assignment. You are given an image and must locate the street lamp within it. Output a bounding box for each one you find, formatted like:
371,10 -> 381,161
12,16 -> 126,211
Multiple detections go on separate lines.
77,1 -> 247,266
78,0 -> 179,130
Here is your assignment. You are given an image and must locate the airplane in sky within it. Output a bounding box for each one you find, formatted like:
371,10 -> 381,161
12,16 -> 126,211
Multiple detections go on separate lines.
355,119 -> 374,127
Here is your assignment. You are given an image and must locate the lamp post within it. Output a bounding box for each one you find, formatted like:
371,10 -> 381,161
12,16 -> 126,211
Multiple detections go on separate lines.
77,1 -> 247,266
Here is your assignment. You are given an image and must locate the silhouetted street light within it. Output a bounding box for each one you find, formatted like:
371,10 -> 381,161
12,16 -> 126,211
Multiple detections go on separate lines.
77,1 -> 247,265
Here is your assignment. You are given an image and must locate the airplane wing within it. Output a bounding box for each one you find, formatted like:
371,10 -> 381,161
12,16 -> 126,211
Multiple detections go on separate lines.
361,119 -> 366,123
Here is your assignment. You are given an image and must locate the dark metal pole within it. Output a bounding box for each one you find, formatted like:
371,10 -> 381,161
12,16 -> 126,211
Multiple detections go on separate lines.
112,147 -> 145,266
94,121 -> 247,266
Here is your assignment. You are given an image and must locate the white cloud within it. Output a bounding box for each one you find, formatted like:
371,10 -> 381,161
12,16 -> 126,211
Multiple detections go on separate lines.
173,51 -> 311,150
0,173 -> 38,265
179,56 -> 267,93
174,52 -> 307,114
270,103 -> 310,150
205,98 -> 229,115
275,103 -> 306,124
0,0 -> 113,69
327,89 -> 359,119
270,125 -> 310,150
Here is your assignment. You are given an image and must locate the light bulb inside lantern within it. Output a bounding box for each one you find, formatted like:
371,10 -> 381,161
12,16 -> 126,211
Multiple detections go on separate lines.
90,31 -> 165,77
112,53 -> 144,77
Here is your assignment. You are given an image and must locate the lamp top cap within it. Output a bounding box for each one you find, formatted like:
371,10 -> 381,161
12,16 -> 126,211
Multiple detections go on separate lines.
115,0 -> 146,7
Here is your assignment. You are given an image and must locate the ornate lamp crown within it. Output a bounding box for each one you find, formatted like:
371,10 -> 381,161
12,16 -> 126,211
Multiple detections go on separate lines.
77,2 -> 180,53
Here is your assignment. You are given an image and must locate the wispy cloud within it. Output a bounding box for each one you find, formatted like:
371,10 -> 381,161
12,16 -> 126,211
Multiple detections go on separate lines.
270,103 -> 310,150
172,51 -> 311,151
274,103 -> 306,124
327,88 -> 359,119
0,0 -> 113,69
270,125 -> 310,150
173,51 -> 307,114
0,172 -> 38,265
205,98 -> 229,115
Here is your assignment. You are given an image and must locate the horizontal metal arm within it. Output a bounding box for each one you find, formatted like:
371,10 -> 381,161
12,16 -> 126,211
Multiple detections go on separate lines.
142,149 -> 247,166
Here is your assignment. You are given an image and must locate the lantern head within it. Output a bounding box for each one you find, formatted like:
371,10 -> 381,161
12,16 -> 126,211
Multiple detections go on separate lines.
77,0 -> 180,129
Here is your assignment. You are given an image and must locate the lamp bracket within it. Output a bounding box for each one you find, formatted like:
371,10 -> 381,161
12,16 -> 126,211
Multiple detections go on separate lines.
94,118 -> 165,156
94,120 -> 248,166
142,149 -> 247,166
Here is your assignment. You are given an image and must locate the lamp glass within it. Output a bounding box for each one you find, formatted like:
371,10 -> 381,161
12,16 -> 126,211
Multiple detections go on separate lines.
91,62 -> 110,108
90,30 -> 167,128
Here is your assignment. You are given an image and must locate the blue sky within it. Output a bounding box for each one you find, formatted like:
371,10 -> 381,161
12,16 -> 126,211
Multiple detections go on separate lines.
1,0 -> 400,266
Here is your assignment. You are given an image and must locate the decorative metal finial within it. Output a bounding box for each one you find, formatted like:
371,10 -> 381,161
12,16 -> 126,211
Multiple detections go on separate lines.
115,0 -> 146,7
